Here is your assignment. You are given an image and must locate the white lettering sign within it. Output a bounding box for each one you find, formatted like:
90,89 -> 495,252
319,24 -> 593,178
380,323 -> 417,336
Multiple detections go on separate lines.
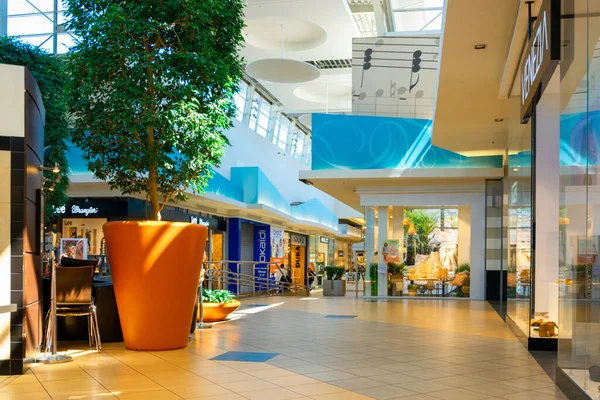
521,10 -> 548,106
258,230 -> 267,262
71,205 -> 98,216
190,216 -> 210,227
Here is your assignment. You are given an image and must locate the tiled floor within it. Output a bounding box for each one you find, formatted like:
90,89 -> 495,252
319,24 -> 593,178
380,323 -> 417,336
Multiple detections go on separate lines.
0,296 -> 568,399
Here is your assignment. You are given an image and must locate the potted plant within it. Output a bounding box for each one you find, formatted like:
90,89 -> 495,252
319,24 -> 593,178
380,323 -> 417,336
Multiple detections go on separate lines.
388,262 -> 406,295
369,262 -> 379,296
65,1 -> 245,350
407,284 -> 419,297
405,210 -> 439,255
323,266 -> 346,296
201,289 -> 241,322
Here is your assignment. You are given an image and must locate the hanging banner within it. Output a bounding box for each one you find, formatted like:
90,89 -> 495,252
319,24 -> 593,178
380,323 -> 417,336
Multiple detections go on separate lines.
291,244 -> 306,285
382,239 -> 400,263
253,225 -> 271,288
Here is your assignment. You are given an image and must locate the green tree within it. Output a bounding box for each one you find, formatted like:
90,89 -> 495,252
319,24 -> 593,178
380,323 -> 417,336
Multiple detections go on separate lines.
405,209 -> 439,254
65,0 -> 245,220
0,37 -> 70,223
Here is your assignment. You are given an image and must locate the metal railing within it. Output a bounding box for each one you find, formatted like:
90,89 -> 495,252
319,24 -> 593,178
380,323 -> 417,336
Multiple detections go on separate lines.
201,260 -> 309,297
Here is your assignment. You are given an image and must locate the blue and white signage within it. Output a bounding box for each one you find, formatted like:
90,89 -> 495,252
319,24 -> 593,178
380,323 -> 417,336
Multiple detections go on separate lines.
253,224 -> 271,289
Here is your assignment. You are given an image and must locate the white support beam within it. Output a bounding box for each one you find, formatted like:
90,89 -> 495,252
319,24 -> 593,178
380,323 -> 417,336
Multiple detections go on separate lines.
372,0 -> 387,36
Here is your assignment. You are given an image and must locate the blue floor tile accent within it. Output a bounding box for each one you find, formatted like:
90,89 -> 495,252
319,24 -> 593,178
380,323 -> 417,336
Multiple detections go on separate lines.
210,351 -> 279,362
324,315 -> 357,319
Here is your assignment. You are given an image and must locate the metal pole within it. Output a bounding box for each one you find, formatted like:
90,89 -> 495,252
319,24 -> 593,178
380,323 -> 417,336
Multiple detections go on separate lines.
37,259 -> 72,364
253,264 -> 256,296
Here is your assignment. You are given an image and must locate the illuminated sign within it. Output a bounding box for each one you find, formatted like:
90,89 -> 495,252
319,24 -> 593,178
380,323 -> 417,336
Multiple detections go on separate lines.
519,0 -> 560,123
54,205 -> 98,216
190,216 -> 210,227
291,234 -> 307,247
320,236 -> 330,244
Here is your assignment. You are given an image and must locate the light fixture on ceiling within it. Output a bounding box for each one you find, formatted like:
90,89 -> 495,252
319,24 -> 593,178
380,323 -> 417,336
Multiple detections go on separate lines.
474,44 -> 487,50
245,24 -> 320,84
494,118 -> 504,122
513,168 -> 519,172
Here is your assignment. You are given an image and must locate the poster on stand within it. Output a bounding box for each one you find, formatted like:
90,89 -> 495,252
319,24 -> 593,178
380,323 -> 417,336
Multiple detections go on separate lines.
270,227 -> 285,268
59,238 -> 88,261
382,239 -> 400,263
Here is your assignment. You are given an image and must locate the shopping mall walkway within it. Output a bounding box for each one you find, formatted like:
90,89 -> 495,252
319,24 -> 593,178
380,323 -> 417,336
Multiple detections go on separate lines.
0,297 -> 566,400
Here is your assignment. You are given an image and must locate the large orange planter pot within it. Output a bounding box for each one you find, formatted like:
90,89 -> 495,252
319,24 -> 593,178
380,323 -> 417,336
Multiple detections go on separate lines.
201,300 -> 241,322
103,221 -> 207,351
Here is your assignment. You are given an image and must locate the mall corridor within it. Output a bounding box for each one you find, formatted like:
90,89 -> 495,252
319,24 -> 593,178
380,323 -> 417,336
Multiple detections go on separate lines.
0,298 -> 565,400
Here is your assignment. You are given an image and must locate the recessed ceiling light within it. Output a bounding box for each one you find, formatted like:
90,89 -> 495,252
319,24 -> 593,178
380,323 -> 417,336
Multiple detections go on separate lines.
474,44 -> 487,50
513,168 -> 519,171
494,118 -> 504,122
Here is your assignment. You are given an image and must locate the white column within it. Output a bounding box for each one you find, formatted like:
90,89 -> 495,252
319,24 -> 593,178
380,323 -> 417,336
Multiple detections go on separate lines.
378,206 -> 389,296
365,207 -> 376,296
535,68 -> 560,322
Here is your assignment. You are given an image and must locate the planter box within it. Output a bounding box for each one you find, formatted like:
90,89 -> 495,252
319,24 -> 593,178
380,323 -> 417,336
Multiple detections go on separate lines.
323,280 -> 346,296
202,300 -> 241,322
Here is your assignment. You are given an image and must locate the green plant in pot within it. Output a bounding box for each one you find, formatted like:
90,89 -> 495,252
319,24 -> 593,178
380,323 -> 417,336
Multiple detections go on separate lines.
323,266 -> 346,296
405,210 -> 438,255
407,284 -> 419,297
64,0 -> 245,350
201,289 -> 241,322
388,262 -> 406,296
369,262 -> 379,296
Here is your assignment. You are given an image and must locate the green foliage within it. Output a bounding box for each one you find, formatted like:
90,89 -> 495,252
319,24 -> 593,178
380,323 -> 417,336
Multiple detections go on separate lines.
457,263 -> 471,274
324,266 -> 344,280
64,0 -> 245,220
387,262 -> 407,276
405,210 -> 439,254
369,262 -> 378,296
0,37 -> 70,223
407,284 -> 418,291
202,289 -> 236,303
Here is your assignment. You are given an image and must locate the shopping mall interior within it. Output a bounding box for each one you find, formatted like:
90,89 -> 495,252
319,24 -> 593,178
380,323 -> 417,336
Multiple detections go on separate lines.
0,0 -> 599,399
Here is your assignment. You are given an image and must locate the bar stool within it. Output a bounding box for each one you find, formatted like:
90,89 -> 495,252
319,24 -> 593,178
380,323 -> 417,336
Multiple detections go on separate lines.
42,265 -> 101,352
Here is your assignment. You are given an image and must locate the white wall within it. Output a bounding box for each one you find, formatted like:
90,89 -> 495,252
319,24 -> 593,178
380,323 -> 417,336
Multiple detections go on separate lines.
218,120 -> 361,219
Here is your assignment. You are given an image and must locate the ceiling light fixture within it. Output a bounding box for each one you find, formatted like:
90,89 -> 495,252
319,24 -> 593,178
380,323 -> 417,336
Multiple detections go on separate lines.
245,24 -> 320,84
474,44 -> 487,50
513,168 -> 519,171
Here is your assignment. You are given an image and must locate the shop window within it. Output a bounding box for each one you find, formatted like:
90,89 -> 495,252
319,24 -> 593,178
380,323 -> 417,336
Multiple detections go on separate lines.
272,113 -> 290,150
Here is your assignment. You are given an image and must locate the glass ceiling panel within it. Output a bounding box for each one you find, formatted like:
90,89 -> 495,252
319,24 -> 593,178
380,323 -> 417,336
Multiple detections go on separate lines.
390,0 -> 444,32
8,0 -> 56,15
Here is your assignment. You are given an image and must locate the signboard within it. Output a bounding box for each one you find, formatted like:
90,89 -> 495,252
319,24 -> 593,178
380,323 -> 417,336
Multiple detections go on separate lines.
382,239 -> 400,263
320,236 -> 330,244
270,227 -> 285,264
291,234 -> 307,247
520,0 -> 560,123
291,244 -> 306,285
253,225 -> 271,288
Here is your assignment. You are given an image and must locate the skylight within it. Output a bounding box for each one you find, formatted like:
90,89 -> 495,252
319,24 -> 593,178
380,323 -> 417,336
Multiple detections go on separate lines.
389,0 -> 444,32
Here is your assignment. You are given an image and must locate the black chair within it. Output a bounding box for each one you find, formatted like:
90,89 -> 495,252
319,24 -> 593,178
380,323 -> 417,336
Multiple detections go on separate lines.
43,265 -> 101,352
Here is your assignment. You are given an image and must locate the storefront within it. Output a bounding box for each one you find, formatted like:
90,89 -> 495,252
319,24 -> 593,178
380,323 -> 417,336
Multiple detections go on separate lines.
51,197 -> 227,267
309,235 -> 335,288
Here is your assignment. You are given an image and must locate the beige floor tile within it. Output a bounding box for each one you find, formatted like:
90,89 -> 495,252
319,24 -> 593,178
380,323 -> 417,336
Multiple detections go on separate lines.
239,387 -> 306,400
370,373 -> 415,385
402,368 -> 454,380
287,382 -> 347,396
355,385 -> 418,400
41,377 -> 105,393
342,367 -> 394,377
394,380 -> 454,393
466,382 -> 526,396
96,375 -> 164,393
427,387 -> 492,400
143,369 -> 198,381
304,370 -> 357,382
115,389 -> 182,400
264,374 -> 320,387
221,378 -> 278,392
390,395 -> 439,400
154,376 -> 213,388
203,371 -> 256,384
285,364 -> 333,374
500,391 -> 567,400
168,383 -> 232,399
534,386 -> 568,397
329,377 -> 381,391
48,392 -> 116,400
0,392 -> 52,400
189,366 -> 238,376
379,364 -> 426,373
247,368 -> 298,379
428,375 -> 494,388
0,382 -> 45,395
498,377 -> 554,391
310,392 -> 374,400
188,394 -> 246,400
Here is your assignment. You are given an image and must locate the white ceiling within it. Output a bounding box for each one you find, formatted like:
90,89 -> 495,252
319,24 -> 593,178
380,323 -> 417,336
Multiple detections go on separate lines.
242,0 -> 359,115
432,0 -> 520,156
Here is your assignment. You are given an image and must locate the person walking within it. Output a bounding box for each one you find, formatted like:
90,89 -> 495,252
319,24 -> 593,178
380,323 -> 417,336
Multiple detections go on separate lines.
307,266 -> 316,290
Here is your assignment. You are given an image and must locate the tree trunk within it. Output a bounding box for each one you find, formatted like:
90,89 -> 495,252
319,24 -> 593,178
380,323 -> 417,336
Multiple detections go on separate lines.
148,168 -> 160,220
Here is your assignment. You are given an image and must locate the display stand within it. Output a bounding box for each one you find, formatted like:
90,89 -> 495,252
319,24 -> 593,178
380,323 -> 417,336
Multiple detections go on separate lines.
37,260 -> 72,364
197,269 -> 212,330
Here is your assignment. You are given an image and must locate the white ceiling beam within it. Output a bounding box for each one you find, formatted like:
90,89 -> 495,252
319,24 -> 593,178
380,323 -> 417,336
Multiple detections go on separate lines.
372,0 -> 387,36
